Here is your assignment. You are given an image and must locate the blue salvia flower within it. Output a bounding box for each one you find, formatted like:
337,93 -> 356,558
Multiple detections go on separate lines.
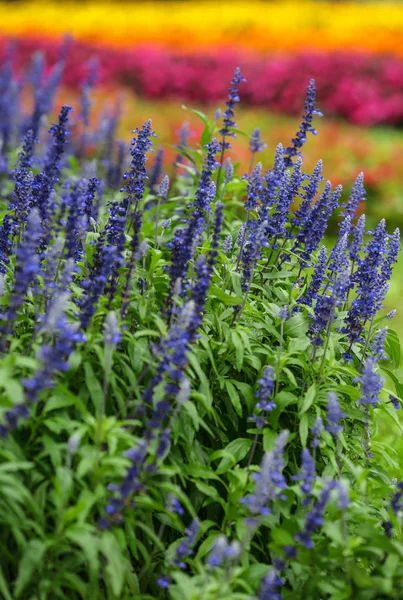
224,157 -> 234,183
357,358 -> 384,407
166,494 -> 184,515
258,569 -> 283,600
208,201 -> 223,268
80,57 -> 98,129
156,427 -> 171,459
298,245 -> 327,307
244,162 -> 263,211
104,311 -> 121,346
283,79 -> 322,168
149,147 -> 164,193
34,105 -> 72,228
380,228 -> 400,286
166,216 -> 204,302
44,105 -> 73,183
341,172 -> 366,219
6,274 -> 85,434
390,482 -> 403,515
207,535 -> 229,568
270,156 -> 303,243
292,159 -> 323,231
249,128 -> 267,154
295,479 -> 336,548
240,219 -> 267,290
349,214 -> 366,263
287,157 -> 303,203
3,209 -> 41,327
293,448 -> 316,506
16,128 -> 36,170
265,170 -> 291,241
173,519 -> 199,568
310,416 -> 323,448
141,301 -> 195,426
260,144 -> 286,219
64,180 -> 88,260
344,219 -> 388,346
251,366 -> 276,427
0,47 -> 16,151
219,67 -> 246,151
121,210 -> 143,316
82,177 -> 100,224
157,575 -> 171,589
25,55 -> 66,140
190,255 -> 211,333
298,182 -> 342,265
0,214 -> 18,274
121,119 -> 156,213
25,50 -> 45,88
387,309 -> 396,320
371,327 -> 388,362
354,219 -> 387,287
10,132 -> 36,228
308,269 -> 349,346
339,214 -> 353,239
159,174 -> 169,199
388,395 -> 400,410
105,440 -> 148,517
79,244 -> 118,329
222,234 -> 233,254
188,203 -> 223,335
328,232 -> 349,276
237,224 -> 246,247
40,237 -> 64,298
105,199 -> 126,249
191,138 -> 220,216
242,431 -> 288,516
336,481 -> 350,509
175,121 -> 190,167
326,392 -> 345,435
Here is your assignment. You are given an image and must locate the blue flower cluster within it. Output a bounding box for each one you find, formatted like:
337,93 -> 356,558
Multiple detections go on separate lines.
219,67 -> 246,151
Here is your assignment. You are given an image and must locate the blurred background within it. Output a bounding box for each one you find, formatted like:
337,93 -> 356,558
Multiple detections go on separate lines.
0,1 -> 402,363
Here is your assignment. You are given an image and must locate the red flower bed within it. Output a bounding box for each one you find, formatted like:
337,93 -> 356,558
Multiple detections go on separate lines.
1,37 -> 403,126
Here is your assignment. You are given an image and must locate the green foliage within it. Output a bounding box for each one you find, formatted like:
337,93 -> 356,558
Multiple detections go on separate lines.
0,101 -> 402,600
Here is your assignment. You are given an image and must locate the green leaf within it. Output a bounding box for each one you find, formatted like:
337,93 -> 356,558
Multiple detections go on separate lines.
215,438 -> 253,474
299,413 -> 309,448
210,285 -> 243,306
284,314 -> 309,338
271,527 -> 295,546
0,564 -> 13,600
15,540 -> 47,597
231,330 -> 245,371
225,380 -> 243,417
299,383 -> 316,415
100,532 -> 125,597
385,329 -> 401,370
84,363 -> 103,412
65,526 -> 100,582
181,105 -> 210,126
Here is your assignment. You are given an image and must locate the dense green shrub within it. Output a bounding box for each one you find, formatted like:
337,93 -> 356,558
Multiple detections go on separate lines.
0,67 -> 402,600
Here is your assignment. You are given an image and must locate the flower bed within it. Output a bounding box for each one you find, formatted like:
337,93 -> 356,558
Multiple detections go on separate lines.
0,59 -> 403,599
2,38 -> 403,126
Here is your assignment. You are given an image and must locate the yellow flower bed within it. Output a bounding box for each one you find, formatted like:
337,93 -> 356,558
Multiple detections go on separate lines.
1,1 -> 402,55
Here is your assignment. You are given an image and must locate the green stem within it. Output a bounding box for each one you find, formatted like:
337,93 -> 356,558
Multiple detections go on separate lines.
154,196 -> 162,247
317,308 -> 336,382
